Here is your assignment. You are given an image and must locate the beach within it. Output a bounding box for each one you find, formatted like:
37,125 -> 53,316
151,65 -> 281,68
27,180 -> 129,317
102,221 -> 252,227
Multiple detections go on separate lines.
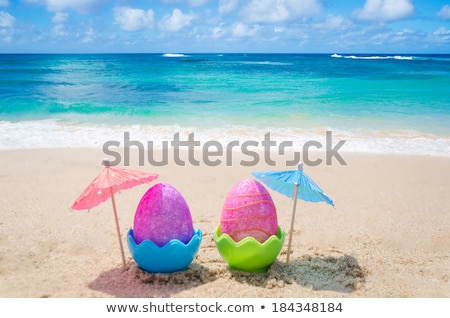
1,53 -> 449,300
0,148 -> 449,298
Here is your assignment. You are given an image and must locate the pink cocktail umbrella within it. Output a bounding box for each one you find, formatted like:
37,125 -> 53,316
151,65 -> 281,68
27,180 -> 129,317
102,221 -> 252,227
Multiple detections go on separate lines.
71,159 -> 159,266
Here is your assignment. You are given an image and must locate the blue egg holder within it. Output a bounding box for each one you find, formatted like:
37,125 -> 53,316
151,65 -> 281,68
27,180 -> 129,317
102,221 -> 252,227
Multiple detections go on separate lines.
127,228 -> 202,273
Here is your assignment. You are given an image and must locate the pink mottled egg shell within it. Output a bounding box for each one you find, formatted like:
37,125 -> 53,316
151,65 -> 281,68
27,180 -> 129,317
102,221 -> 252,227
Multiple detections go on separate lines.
220,179 -> 278,243
133,183 -> 194,247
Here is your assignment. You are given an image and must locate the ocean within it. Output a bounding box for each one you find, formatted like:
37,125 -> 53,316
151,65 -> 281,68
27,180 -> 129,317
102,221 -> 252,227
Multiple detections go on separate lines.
1,53 -> 449,156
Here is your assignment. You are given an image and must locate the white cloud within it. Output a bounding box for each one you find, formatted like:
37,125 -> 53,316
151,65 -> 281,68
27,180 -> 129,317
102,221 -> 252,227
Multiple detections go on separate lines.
0,0 -> 9,8
369,32 -> 390,45
82,26 -> 96,43
231,22 -> 261,37
51,24 -> 67,37
113,6 -> 155,32
218,0 -> 237,15
433,26 -> 450,42
26,0 -> 107,14
353,0 -> 414,22
212,24 -> 226,38
0,11 -> 16,43
158,8 -> 195,32
0,28 -> 12,42
313,14 -> 353,31
390,29 -> 417,43
0,10 -> 14,27
437,4 -> 450,20
211,21 -> 262,39
274,26 -> 284,33
241,0 -> 320,23
52,12 -> 69,24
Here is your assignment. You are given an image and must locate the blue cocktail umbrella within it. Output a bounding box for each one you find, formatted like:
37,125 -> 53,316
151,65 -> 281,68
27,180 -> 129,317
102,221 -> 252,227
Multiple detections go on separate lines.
252,163 -> 334,264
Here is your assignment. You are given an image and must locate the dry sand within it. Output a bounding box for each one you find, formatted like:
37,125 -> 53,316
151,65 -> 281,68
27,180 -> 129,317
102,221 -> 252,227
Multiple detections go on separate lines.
0,148 -> 449,298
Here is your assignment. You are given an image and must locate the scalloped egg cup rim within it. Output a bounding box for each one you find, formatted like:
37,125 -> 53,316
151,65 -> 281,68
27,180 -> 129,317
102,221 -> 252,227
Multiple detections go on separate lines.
128,228 -> 202,249
213,224 -> 285,246
127,228 -> 202,273
213,224 -> 285,273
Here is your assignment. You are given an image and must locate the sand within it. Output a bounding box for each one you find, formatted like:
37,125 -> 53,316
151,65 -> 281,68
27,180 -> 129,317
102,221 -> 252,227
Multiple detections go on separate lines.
0,148 -> 449,298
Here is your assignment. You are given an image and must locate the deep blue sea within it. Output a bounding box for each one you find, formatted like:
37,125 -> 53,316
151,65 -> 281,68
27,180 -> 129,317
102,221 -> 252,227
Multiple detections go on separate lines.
1,53 -> 449,155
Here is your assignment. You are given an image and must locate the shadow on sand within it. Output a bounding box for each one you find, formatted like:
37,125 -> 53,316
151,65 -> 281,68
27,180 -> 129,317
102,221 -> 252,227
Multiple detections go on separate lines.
230,254 -> 366,293
89,261 -> 217,297
89,254 -> 366,297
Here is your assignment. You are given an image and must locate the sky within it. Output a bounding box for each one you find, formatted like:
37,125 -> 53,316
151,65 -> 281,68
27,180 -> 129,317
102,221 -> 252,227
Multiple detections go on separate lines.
0,0 -> 449,53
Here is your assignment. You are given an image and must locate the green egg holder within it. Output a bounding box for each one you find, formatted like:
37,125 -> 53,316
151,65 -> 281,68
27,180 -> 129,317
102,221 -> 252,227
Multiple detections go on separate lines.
213,225 -> 285,273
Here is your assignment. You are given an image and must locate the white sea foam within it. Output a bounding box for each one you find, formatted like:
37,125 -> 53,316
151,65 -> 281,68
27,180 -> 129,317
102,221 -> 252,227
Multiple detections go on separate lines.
332,54 -> 414,60
1,120 -> 449,157
240,61 -> 293,66
162,53 -> 186,57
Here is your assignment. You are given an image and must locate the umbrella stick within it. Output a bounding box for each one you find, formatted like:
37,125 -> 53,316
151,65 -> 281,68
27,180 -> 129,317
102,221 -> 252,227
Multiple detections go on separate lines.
109,187 -> 126,267
286,184 -> 299,265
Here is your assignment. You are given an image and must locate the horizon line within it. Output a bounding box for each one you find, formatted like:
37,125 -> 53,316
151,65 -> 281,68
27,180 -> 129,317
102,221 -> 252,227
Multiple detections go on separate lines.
1,52 -> 449,55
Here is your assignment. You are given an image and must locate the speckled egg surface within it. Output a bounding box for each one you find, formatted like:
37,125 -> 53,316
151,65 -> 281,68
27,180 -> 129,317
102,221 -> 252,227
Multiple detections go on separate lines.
220,179 -> 278,243
133,183 -> 194,247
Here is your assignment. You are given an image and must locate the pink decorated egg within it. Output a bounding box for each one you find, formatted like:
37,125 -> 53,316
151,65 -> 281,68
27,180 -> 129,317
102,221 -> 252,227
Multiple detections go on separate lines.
220,179 -> 278,243
133,183 -> 194,247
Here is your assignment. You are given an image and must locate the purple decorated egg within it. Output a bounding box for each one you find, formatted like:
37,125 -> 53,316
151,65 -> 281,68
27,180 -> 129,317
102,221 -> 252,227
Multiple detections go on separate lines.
220,179 -> 278,243
133,183 -> 194,247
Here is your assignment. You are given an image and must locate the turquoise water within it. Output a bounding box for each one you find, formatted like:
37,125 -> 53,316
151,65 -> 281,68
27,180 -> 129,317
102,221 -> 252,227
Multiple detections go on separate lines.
1,53 -> 450,155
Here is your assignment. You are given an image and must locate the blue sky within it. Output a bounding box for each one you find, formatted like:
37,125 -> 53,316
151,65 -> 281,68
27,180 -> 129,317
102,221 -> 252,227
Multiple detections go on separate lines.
0,0 -> 449,53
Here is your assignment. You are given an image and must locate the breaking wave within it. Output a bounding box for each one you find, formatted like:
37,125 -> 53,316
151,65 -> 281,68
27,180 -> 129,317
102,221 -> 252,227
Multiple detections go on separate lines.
331,54 -> 413,60
163,53 -> 187,57
1,120 -> 449,157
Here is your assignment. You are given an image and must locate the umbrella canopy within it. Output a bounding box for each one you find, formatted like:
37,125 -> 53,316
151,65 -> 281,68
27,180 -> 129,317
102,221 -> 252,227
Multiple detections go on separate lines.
71,159 -> 159,266
252,163 -> 334,264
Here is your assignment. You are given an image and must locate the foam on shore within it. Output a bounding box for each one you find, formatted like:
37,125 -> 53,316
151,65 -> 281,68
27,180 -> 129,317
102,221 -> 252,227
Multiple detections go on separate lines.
1,120 -> 449,157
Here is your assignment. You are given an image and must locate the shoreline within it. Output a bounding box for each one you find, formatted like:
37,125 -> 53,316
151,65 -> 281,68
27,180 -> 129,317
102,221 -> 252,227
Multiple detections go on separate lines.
0,148 -> 449,297
1,120 -> 450,157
